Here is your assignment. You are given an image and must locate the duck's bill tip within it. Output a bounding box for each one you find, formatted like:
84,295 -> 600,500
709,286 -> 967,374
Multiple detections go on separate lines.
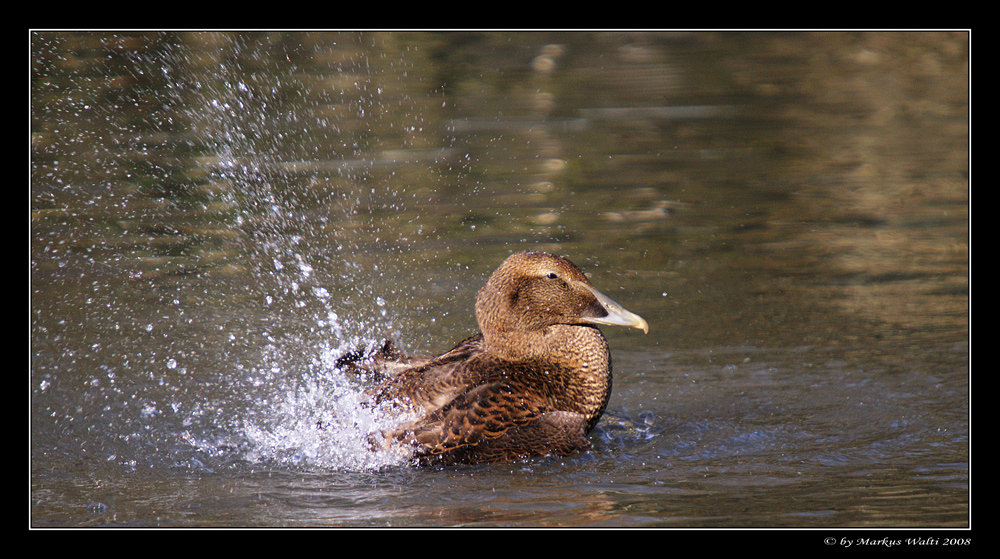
618,313 -> 649,334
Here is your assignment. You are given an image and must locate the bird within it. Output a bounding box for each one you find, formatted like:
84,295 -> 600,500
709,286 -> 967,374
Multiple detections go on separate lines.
338,250 -> 648,466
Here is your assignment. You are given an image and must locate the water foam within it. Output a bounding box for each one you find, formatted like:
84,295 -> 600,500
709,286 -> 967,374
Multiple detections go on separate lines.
237,333 -> 411,471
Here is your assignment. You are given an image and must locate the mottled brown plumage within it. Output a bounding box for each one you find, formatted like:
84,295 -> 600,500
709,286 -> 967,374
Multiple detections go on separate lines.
341,250 -> 648,466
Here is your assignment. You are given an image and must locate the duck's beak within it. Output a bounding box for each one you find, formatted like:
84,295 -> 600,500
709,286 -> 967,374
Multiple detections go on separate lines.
579,283 -> 649,334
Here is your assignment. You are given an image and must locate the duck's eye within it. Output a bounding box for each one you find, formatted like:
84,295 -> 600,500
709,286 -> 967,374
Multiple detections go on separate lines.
546,272 -> 558,279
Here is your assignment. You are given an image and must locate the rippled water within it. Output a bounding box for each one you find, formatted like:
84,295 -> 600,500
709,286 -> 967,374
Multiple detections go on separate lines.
31,31 -> 968,529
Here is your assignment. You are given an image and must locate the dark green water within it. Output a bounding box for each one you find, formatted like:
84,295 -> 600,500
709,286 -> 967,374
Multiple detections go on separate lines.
31,31 -> 968,529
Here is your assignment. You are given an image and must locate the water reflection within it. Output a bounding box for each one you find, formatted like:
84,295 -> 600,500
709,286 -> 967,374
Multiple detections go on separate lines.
31,31 -> 967,527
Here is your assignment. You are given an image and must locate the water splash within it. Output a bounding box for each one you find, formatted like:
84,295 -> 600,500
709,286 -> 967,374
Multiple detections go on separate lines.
172,34 -> 418,471
31,33 -> 428,474
237,338 -> 410,471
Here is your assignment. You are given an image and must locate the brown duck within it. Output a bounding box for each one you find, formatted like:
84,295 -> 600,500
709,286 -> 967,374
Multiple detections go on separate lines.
339,250 -> 648,466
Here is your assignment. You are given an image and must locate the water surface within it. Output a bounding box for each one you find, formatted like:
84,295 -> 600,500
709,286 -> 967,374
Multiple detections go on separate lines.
31,31 -> 969,529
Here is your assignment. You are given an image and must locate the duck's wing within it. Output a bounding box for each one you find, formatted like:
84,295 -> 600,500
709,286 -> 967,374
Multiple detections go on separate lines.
335,338 -> 415,381
369,334 -> 485,407
337,336 -> 475,383
388,378 -> 547,456
414,410 -> 593,466
391,376 -> 596,465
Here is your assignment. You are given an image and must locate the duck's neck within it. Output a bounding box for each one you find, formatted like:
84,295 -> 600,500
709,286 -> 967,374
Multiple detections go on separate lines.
484,325 -> 613,424
482,325 -> 610,374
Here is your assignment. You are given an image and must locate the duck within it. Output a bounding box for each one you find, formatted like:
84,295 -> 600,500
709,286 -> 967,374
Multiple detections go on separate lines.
338,250 -> 648,466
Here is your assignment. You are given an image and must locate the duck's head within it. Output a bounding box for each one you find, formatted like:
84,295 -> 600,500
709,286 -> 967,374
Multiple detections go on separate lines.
475,251 -> 648,339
